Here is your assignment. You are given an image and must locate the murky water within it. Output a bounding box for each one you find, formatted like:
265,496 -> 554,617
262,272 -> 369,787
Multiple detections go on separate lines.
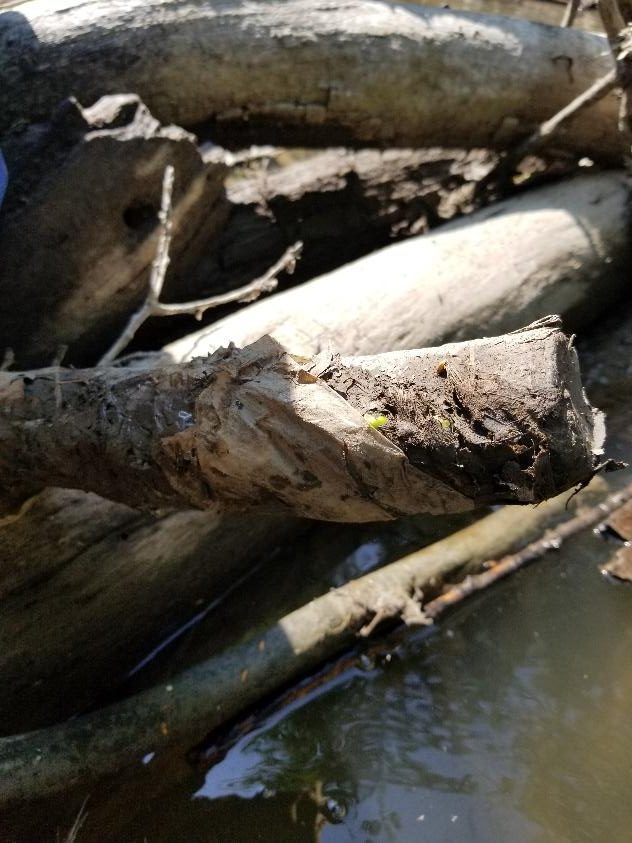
3,493 -> 632,842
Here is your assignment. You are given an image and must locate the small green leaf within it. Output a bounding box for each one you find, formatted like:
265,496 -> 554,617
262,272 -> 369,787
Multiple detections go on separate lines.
364,413 -> 389,429
434,415 -> 452,430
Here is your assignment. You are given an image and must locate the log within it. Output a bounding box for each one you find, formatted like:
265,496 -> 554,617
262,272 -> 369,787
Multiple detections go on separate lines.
0,0 -> 621,161
178,146 -> 494,301
0,172 -> 624,732
0,490 -> 301,733
0,94 -> 228,368
0,324 -> 604,519
165,172 -> 632,362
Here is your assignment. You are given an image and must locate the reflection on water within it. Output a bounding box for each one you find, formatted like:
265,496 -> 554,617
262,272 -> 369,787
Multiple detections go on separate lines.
6,518 -> 630,842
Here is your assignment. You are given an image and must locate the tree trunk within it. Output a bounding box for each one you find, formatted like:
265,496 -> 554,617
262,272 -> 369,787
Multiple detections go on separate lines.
0,0 -> 620,160
0,324 -> 604,520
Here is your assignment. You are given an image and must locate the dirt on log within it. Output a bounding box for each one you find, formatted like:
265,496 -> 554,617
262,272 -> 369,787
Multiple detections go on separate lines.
0,0 -> 621,160
0,324 -> 604,520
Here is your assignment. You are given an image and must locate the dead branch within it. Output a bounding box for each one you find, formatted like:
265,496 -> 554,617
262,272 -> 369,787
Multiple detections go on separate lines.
599,0 -> 632,142
423,480 -> 632,618
96,163 -> 301,365
475,69 -> 617,194
562,0 -> 581,25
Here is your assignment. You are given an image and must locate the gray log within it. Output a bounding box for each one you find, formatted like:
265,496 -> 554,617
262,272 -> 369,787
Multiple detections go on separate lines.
166,172 -> 632,362
0,0 -> 621,160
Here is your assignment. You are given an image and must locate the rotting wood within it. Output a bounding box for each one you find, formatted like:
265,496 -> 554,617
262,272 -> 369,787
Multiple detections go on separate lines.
0,0 -> 622,160
0,324 -> 605,520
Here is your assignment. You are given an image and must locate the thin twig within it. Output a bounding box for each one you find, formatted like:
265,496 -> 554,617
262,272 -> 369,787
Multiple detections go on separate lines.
562,0 -> 581,26
423,481 -> 632,620
0,348 -> 14,372
57,797 -> 89,843
98,165 -> 302,366
599,0 -> 632,143
476,68 -> 617,197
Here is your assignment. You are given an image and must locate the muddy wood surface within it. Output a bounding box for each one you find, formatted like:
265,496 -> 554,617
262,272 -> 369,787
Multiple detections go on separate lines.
0,326 -> 603,519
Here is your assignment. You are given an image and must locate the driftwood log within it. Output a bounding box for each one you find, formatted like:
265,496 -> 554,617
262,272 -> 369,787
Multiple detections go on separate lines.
0,0 -> 621,160
166,172 -> 631,361
0,324 -> 604,519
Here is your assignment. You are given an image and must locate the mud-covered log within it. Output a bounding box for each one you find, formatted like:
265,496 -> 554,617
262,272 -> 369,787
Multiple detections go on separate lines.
166,172 -> 632,362
0,94 -> 228,368
0,0 -> 621,161
0,324 -> 604,520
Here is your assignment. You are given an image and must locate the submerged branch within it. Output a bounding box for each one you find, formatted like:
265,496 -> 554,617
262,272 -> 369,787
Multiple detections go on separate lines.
0,478 -> 624,803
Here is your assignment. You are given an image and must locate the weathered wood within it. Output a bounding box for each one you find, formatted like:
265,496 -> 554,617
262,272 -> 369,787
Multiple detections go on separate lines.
0,94 -> 228,368
0,325 -> 604,519
0,0 -> 621,160
0,489 -> 301,733
166,172 -> 632,362
182,147 -> 493,299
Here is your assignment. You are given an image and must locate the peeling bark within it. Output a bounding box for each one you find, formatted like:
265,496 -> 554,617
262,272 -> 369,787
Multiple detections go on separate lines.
0,325 -> 604,520
0,0 -> 621,160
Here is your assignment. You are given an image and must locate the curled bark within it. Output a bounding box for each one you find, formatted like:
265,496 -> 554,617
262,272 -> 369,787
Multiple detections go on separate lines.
0,477 -> 616,804
0,324 -> 604,520
0,0 -> 621,160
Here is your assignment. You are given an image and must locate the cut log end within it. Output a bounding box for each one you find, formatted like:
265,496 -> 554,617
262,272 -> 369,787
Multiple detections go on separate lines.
0,322 -> 607,521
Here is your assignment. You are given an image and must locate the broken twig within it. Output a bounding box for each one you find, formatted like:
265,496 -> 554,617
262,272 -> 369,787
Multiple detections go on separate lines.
476,68 -> 617,196
562,0 -> 581,27
423,481 -> 632,619
97,165 -> 301,365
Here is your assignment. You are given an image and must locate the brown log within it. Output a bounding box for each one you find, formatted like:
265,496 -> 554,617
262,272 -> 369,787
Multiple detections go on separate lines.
0,324 -> 604,520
